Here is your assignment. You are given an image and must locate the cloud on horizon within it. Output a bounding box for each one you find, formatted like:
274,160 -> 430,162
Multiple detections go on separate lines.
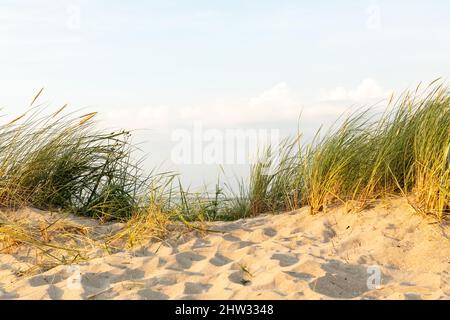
319,78 -> 390,102
102,79 -> 391,131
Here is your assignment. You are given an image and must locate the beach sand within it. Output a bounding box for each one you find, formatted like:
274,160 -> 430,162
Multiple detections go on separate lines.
0,198 -> 449,300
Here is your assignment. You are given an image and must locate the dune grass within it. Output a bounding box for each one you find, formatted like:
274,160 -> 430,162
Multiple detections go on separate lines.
0,92 -> 170,263
0,81 -> 448,262
239,81 -> 449,220
0,101 -> 148,220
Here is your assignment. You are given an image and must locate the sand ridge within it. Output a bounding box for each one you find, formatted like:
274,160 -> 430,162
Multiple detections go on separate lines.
0,198 -> 449,300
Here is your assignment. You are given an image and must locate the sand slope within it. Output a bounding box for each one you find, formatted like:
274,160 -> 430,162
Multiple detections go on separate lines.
1,198 -> 449,300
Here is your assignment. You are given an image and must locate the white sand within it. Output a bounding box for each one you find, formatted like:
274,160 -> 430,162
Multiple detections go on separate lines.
0,198 -> 449,300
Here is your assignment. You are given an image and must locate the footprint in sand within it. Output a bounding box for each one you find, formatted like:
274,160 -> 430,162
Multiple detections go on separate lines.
223,234 -> 241,242
137,288 -> 169,300
309,260 -> 375,299
263,227 -> 277,237
80,273 -> 109,291
271,253 -> 299,267
47,285 -> 64,300
228,271 -> 251,286
310,272 -> 369,299
184,282 -> 212,294
238,241 -> 256,248
172,252 -> 206,270
29,274 -> 63,287
209,253 -> 233,267
146,276 -> 177,287
223,234 -> 256,248
404,293 -> 422,300
284,271 -> 314,281
192,238 -> 211,249
322,220 -> 337,242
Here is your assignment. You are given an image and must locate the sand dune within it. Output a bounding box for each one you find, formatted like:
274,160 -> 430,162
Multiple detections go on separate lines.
0,198 -> 449,300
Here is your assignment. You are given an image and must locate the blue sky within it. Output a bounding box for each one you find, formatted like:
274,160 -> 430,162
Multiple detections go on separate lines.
1,0 -> 449,187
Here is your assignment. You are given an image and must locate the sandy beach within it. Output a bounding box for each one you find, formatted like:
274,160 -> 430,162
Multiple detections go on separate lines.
2,0 -> 450,308
1,198 -> 448,300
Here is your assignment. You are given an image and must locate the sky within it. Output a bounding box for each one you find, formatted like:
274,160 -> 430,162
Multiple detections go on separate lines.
1,0 -> 449,188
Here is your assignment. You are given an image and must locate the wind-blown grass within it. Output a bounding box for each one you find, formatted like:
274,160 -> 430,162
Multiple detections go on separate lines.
239,81 -> 449,220
0,98 -> 148,220
0,81 -> 448,261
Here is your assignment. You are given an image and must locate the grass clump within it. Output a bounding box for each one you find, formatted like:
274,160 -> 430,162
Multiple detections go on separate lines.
239,81 -> 449,220
0,93 -> 147,220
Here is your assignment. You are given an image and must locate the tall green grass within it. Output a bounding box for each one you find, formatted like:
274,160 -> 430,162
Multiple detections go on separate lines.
240,81 -> 449,220
1,82 -> 448,233
0,95 -> 149,220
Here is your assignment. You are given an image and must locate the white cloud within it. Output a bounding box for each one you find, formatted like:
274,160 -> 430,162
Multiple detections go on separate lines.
103,82 -> 303,130
320,78 -> 390,102
102,79 -> 392,132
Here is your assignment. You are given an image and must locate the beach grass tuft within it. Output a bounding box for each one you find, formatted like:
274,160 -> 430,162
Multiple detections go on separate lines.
238,81 -> 449,220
